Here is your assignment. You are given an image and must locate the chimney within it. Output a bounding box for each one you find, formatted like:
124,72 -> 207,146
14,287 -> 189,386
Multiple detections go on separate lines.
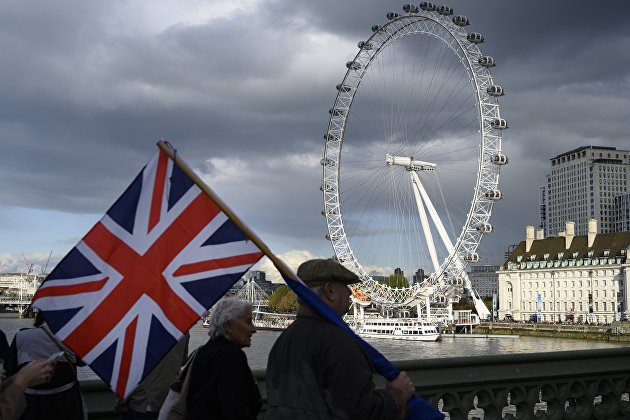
536,228 -> 544,240
565,221 -> 575,249
525,225 -> 535,252
587,218 -> 598,247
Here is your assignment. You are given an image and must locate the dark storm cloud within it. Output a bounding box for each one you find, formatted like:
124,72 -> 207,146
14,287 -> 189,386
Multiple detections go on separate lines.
1,0 -> 629,266
0,0 -> 335,213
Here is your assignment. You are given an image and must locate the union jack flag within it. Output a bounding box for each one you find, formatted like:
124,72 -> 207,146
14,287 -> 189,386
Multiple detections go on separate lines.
31,143 -> 264,398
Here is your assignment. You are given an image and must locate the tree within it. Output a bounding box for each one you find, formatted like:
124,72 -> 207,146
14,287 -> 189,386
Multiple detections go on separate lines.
452,297 -> 475,311
278,292 -> 298,312
268,285 -> 297,313
387,274 -> 409,289
268,285 -> 288,311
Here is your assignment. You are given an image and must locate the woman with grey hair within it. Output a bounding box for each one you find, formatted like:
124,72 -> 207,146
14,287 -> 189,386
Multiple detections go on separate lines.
185,297 -> 261,419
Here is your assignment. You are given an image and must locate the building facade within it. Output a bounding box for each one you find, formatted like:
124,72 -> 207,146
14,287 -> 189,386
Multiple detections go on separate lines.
541,146 -> 629,237
467,265 -> 499,298
232,270 -> 277,294
615,192 -> 630,232
498,220 -> 629,323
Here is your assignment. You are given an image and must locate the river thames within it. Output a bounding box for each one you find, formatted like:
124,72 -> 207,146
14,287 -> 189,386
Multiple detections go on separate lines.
2,314 -> 629,381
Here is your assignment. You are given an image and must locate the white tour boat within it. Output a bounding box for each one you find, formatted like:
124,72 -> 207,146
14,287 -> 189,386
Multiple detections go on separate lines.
354,317 -> 441,342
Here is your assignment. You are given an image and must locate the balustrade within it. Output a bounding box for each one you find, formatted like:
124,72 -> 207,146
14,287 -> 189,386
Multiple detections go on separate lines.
82,347 -> 630,419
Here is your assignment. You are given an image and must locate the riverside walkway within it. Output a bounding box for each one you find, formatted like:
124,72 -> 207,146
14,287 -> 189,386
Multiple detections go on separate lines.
83,347 -> 630,419
475,321 -> 630,342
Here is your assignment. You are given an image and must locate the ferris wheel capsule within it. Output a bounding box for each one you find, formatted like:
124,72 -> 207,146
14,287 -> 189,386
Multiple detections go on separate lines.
452,15 -> 469,26
487,85 -> 505,97
490,118 -> 509,129
358,41 -> 374,50
371,24 -> 381,32
386,12 -> 400,20
420,2 -> 436,11
403,4 -> 419,13
346,61 -> 362,70
478,56 -> 496,67
336,83 -> 352,92
484,190 -> 503,200
491,152 -> 509,165
436,5 -> 453,16
464,253 -> 479,262
476,223 -> 493,233
320,158 -> 335,167
467,33 -> 484,44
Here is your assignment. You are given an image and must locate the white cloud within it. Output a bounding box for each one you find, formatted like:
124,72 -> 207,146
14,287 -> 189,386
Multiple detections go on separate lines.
254,249 -> 324,283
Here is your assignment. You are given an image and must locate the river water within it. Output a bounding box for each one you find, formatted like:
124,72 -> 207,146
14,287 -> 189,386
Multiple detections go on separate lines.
2,314 -> 628,382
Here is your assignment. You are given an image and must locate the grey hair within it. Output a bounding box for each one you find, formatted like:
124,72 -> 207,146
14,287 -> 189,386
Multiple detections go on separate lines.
207,297 -> 253,340
296,285 -> 324,304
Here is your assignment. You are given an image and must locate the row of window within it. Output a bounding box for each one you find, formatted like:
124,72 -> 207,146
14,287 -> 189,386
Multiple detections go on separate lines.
508,269 -> 619,278
522,301 -> 617,312
521,289 -> 615,298
523,279 -> 611,288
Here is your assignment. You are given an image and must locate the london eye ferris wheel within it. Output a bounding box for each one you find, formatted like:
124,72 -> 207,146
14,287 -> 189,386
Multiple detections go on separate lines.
321,3 -> 508,319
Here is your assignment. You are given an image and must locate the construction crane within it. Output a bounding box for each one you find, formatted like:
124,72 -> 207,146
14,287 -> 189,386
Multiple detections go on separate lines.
21,251 -> 34,275
41,251 -> 53,275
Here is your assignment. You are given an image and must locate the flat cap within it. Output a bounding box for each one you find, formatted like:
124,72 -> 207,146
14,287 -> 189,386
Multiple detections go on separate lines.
297,259 -> 359,287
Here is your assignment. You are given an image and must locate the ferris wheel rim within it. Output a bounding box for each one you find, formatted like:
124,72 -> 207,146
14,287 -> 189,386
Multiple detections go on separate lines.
322,7 -> 505,300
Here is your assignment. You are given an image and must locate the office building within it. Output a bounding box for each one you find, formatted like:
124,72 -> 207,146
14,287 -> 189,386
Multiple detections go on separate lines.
467,265 -> 499,298
540,146 -> 629,237
615,192 -> 630,232
232,270 -> 278,294
413,269 -> 426,285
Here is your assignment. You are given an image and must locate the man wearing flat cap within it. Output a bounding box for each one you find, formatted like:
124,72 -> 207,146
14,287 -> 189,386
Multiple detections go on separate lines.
265,259 -> 414,420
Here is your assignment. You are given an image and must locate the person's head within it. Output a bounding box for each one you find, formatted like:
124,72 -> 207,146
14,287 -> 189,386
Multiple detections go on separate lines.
207,298 -> 256,348
297,259 -> 359,316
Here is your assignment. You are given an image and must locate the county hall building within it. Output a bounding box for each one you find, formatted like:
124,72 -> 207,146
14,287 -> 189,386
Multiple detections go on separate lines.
498,219 -> 629,324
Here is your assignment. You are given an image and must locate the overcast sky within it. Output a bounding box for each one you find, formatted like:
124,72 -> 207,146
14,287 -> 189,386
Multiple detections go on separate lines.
1,0 -> 629,281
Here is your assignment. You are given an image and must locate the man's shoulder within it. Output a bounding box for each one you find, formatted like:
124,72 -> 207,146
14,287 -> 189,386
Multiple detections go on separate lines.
288,316 -> 347,333
280,317 -> 360,348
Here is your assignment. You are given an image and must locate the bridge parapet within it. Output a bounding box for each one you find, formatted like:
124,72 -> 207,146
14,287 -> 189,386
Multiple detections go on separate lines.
82,347 -> 630,419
